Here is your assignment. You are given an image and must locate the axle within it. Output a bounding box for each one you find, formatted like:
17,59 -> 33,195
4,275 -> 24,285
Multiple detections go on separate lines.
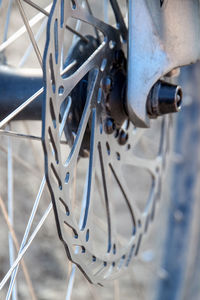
0,65 -> 43,121
0,65 -> 182,124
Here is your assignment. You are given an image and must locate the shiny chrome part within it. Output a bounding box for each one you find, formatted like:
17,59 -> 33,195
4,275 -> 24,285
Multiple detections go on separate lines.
43,0 -> 171,285
104,118 -> 115,135
147,81 -> 182,118
118,129 -> 128,145
127,0 -> 200,127
0,1 -> 53,297
7,127 -> 17,300
0,4 -> 51,53
16,0 -> 43,67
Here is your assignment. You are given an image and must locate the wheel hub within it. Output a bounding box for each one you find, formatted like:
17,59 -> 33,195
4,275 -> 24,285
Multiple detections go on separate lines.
61,35 -> 99,155
64,37 -> 128,155
103,49 -> 127,128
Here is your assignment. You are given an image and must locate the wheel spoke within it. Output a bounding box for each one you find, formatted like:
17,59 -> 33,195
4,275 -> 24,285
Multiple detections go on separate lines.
22,0 -> 89,43
0,197 -> 36,300
7,129 -> 17,300
109,0 -> 127,40
65,264 -> 76,300
65,25 -> 89,43
59,97 -> 72,138
0,202 -> 52,291
65,70 -> 99,168
16,0 -> 43,67
3,0 -> 13,43
0,129 -> 42,141
0,144 -> 39,176
22,0 -> 49,16
84,0 -> 101,42
61,60 -> 77,77
0,87 -> 43,129
18,18 -> 47,67
6,177 -> 46,299
1,176 -> 46,293
64,101 -> 90,167
58,48 -> 104,105
0,4 -> 51,52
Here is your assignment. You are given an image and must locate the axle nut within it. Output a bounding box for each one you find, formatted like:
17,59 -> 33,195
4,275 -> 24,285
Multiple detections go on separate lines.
147,80 -> 182,118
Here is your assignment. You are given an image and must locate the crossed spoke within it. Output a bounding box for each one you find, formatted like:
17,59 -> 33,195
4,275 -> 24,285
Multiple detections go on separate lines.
16,0 -> 43,67
0,4 -> 51,52
109,0 -> 127,40
0,177 -> 51,292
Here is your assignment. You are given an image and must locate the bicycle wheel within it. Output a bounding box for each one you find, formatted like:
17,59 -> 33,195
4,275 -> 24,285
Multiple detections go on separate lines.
0,0 -> 180,299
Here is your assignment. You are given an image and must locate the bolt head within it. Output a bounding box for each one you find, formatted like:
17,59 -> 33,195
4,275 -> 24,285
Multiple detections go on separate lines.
104,118 -> 115,134
118,130 -> 128,145
101,76 -> 112,94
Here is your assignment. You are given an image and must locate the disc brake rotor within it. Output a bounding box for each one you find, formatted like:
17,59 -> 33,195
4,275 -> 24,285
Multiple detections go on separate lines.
42,0 -> 170,285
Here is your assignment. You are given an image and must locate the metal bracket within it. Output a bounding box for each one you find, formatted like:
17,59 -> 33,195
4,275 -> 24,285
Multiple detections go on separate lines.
127,0 -> 200,127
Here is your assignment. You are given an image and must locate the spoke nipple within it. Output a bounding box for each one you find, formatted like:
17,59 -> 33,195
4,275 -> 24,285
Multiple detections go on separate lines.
118,130 -> 128,145
102,76 -> 112,94
104,118 -> 115,134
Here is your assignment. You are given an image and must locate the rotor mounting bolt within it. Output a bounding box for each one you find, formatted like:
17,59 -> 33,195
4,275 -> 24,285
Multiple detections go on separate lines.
118,130 -> 128,145
147,80 -> 183,118
102,76 -> 112,94
115,49 -> 125,65
104,118 -> 115,134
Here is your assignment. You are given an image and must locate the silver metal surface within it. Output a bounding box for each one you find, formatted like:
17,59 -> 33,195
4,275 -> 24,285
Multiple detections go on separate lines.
7,126 -> 17,300
0,4 -> 51,52
16,0 -> 43,67
127,0 -> 200,127
0,202 -> 52,291
0,1 -> 57,298
6,177 -> 46,299
43,0 -> 170,284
